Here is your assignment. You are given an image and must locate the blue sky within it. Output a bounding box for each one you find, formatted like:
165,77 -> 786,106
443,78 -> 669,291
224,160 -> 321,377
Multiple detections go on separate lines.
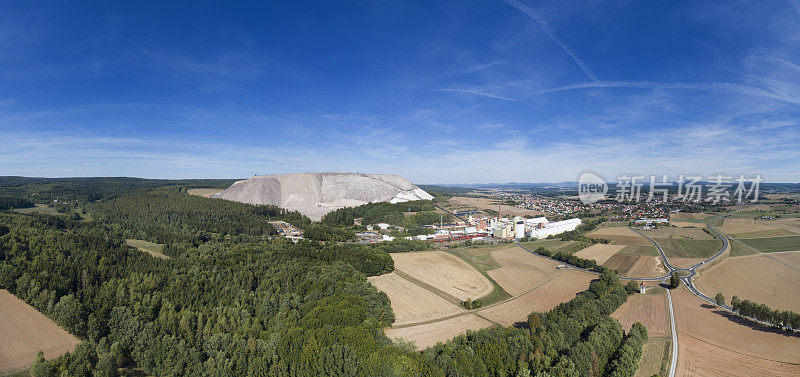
1,0 -> 799,183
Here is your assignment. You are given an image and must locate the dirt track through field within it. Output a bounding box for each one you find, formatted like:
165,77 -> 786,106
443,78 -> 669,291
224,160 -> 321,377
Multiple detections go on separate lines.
477,270 -> 595,326
0,290 -> 80,371
384,314 -> 493,349
391,251 -> 493,301
486,246 -> 562,295
368,273 -> 464,326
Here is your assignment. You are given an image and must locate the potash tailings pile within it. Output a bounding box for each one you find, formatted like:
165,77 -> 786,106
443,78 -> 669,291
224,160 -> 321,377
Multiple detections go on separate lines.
212,172 -> 433,220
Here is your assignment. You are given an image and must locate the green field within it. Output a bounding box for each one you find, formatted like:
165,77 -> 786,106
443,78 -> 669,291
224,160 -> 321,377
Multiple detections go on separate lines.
654,238 -> 722,258
729,241 -> 759,257
618,244 -> 658,256
125,239 -> 170,259
739,235 -> 800,253
444,245 -> 512,305
519,239 -> 577,253
13,204 -> 61,216
731,228 -> 795,238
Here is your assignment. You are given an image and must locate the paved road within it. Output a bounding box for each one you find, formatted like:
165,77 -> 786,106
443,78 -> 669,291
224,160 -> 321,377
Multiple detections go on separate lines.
666,289 -> 678,377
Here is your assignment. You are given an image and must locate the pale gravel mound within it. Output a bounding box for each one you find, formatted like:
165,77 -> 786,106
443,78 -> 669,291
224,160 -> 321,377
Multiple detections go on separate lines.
212,172 -> 433,220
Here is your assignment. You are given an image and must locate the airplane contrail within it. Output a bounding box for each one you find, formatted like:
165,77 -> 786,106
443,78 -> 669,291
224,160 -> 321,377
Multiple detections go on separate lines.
437,88 -> 519,101
530,80 -> 800,106
503,0 -> 599,82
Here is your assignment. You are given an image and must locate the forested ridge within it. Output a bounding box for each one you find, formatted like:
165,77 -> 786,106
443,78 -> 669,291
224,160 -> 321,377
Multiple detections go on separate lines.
0,184 -> 647,376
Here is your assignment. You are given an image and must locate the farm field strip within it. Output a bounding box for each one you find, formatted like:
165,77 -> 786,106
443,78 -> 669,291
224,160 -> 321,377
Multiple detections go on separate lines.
611,291 -> 670,338
476,270 -> 595,326
573,244 -> 625,265
391,251 -> 493,301
739,235 -> 800,253
384,314 -> 493,349
672,288 -> 800,365
125,239 -> 171,260
486,246 -> 562,295
368,272 -> 464,326
0,290 -> 80,372
694,254 -> 800,312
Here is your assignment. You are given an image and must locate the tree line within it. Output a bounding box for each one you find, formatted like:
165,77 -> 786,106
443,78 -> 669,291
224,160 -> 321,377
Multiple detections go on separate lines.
423,270 -> 647,376
728,295 -> 800,331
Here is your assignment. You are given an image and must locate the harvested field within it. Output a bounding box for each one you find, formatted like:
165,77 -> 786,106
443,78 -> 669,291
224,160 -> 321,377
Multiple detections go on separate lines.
655,238 -> 721,258
770,251 -> 800,270
611,291 -> 670,338
739,235 -> 800,253
670,221 -> 701,228
477,270 -> 595,326
368,273 -> 463,326
391,251 -> 493,301
623,256 -> 666,278
485,246 -> 561,296
573,244 -> 625,264
588,226 -> 651,245
0,290 -> 80,371
672,288 -> 800,376
640,226 -> 713,240
668,257 -> 705,269
694,254 -> 800,312
765,219 -> 800,234
604,253 -> 640,275
186,188 -> 222,198
125,239 -> 170,260
634,338 -> 669,377
734,228 -> 796,238
720,218 -> 775,235
384,313 -> 493,349
449,196 -> 546,217
671,212 -> 711,220
676,334 -> 800,376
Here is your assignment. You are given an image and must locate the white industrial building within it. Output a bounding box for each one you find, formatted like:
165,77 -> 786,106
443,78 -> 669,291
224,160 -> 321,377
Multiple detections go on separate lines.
527,217 -> 582,239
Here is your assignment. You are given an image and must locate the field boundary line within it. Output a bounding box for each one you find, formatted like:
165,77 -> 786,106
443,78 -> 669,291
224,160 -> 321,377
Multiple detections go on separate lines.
729,239 -> 800,272
392,270 -> 463,306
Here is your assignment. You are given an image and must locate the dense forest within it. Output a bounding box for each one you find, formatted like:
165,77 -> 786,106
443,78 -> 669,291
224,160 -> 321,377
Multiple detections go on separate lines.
0,176 -> 237,203
321,200 -> 453,229
0,183 -> 648,376
86,188 -> 311,250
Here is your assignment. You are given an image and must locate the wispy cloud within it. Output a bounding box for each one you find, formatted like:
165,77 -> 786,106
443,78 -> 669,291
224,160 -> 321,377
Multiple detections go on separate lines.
436,88 -> 519,101
530,80 -> 800,106
502,0 -> 599,82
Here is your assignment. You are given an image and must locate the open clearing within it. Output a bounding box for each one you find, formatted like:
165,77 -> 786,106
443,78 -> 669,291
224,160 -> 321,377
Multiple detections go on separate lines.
0,290 -> 80,371
186,188 -> 222,198
13,204 -> 61,216
634,338 -> 669,377
611,290 -> 670,338
672,288 -> 800,376
623,256 -> 667,278
694,254 -> 800,312
391,251 -> 493,301
588,226 -> 651,245
573,244 -> 625,265
739,235 -> 800,253
125,239 -> 170,259
449,196 -> 545,217
477,270 -> 595,326
368,272 -> 464,326
485,246 -> 562,296
384,314 -> 493,349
